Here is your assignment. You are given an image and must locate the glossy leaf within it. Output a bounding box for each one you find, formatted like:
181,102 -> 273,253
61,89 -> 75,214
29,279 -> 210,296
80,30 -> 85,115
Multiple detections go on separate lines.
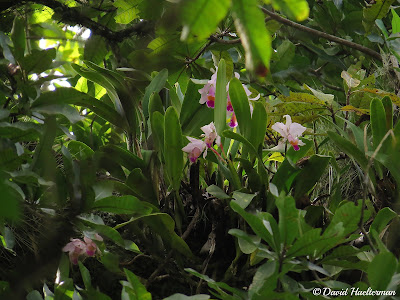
214,59 -> 227,135
164,107 -> 183,190
232,191 -> 256,209
92,195 -> 153,215
181,0 -> 231,41
368,252 -> 397,290
232,0 -> 271,75
228,78 -> 251,139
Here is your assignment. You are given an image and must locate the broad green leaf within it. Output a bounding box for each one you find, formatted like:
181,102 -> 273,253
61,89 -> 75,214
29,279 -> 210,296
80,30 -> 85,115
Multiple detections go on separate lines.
143,69 -> 168,118
232,0 -> 271,75
92,195 -> 153,215
248,261 -> 278,298
232,191 -> 256,209
0,32 -> 15,64
392,9 -> 400,34
286,228 -> 324,257
32,87 -> 125,128
324,201 -> 371,239
97,145 -> 146,171
149,93 -> 164,120
164,294 -> 210,300
214,59 -> 227,135
271,40 -> 295,72
0,122 -> 41,142
276,195 -> 300,246
278,92 -> 326,105
101,252 -> 120,273
123,269 -> 152,300
26,291 -> 43,300
79,217 -> 125,246
20,48 -> 56,74
0,180 -> 22,222
370,98 -> 388,149
293,155 -> 331,200
164,107 -> 183,190
269,0 -> 309,21
114,0 -> 140,24
229,229 -> 261,254
370,207 -> 397,234
32,104 -> 83,124
382,96 -> 393,131
229,78 -> 252,139
206,185 -> 230,200
363,0 -> 395,32
126,168 -> 158,205
180,0 -> 231,41
11,17 -> 25,60
222,130 -> 258,157
368,252 -> 397,290
230,201 -> 279,251
151,111 -> 165,157
78,262 -> 92,289
134,213 -> 193,258
67,141 -> 94,161
250,102 -> 267,150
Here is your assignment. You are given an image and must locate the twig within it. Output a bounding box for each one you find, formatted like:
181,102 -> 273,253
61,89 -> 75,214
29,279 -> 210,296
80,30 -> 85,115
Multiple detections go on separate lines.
260,7 -> 382,61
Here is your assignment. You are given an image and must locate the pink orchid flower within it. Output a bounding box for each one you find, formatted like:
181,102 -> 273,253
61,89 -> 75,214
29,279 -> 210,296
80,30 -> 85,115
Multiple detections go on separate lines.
84,236 -> 100,257
201,122 -> 221,148
199,72 -> 217,108
182,137 -> 206,163
271,115 -> 306,151
62,238 -> 87,265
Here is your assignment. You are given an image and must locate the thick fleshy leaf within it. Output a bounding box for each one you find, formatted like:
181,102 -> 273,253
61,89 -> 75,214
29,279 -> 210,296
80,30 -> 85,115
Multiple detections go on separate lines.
92,195 -> 153,215
250,102 -> 267,150
11,17 -> 25,60
363,0 -> 395,33
368,252 -> 397,290
180,0 -> 231,41
232,0 -> 271,75
228,78 -> 251,138
214,59 -> 227,135
143,69 -> 168,118
164,107 -> 183,190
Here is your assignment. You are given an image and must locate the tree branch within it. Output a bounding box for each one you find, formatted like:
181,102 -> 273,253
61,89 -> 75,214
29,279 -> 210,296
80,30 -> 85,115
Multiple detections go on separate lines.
261,7 -> 382,61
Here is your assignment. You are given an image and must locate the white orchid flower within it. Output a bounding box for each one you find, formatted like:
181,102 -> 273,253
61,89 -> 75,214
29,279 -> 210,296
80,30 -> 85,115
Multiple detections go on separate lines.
271,115 -> 306,151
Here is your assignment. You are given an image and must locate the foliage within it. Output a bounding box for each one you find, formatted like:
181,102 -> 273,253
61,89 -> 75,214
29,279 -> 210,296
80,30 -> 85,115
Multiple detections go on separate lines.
0,0 -> 399,299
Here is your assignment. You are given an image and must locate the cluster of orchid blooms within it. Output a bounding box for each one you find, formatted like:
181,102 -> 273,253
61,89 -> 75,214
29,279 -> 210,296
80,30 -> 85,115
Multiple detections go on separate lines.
198,69 -> 260,128
62,234 -> 103,265
182,69 -> 307,163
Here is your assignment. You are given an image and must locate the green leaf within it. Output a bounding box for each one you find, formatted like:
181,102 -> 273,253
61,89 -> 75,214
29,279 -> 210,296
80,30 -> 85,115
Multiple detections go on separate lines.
20,48 -> 56,74
0,180 -> 22,222
123,269 -> 152,300
232,0 -> 271,75
230,201 -> 280,251
276,195 -> 301,246
79,217 -> 125,247
222,130 -> 258,157
370,207 -> 397,234
97,145 -> 146,171
92,195 -> 153,215
67,141 -> 94,161
228,78 -> 251,139
229,229 -> 261,254
271,40 -> 296,72
214,59 -> 227,135
32,87 -> 124,128
134,213 -> 193,258
232,191 -> 256,209
392,9 -> 400,34
143,69 -> 168,118
11,17 -> 25,60
164,107 -> 183,190
293,155 -> 331,200
368,252 -> 397,290
78,262 -> 92,290
269,0 -> 309,21
151,111 -> 165,157
114,0 -> 140,24
250,102 -> 267,150
26,291 -> 44,300
206,185 -> 230,200
180,0 -> 231,41
32,104 -> 83,124
0,32 -> 15,64
363,0 -> 395,33
164,294 -> 210,300
370,98 -> 388,149
0,122 -> 41,142
126,168 -> 158,205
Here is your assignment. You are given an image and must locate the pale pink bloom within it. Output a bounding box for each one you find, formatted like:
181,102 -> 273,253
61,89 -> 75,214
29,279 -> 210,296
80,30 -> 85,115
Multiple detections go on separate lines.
62,238 -> 87,265
228,113 -> 238,128
201,122 -> 221,147
182,137 -> 206,163
84,236 -> 100,257
271,115 -> 306,151
199,72 -> 217,108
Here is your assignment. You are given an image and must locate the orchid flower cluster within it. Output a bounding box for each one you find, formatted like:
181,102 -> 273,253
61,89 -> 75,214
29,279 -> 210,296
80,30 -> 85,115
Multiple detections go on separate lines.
62,234 -> 103,265
182,122 -> 221,163
198,69 -> 260,128
271,115 -> 306,151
